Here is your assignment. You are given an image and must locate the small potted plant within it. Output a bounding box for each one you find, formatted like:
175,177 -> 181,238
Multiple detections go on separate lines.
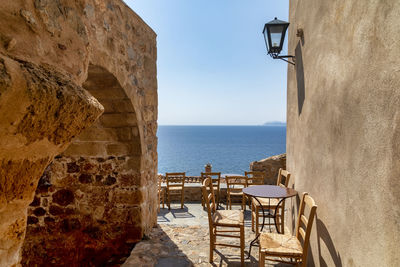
205,163 -> 212,173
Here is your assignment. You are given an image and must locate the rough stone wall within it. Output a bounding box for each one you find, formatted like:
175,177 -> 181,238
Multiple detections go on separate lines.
250,153 -> 286,184
0,0 -> 157,266
287,0 -> 400,266
23,156 -> 142,266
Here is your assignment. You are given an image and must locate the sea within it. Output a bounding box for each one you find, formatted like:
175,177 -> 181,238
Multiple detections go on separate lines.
157,126 -> 286,176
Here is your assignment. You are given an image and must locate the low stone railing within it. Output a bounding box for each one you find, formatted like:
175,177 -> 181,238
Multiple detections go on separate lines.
159,175 -> 203,184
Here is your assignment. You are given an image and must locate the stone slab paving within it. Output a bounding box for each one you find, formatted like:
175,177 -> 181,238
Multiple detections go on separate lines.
123,203 -> 292,267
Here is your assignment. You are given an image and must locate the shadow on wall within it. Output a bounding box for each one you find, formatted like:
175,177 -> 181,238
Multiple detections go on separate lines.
316,215 -> 343,267
295,41 -> 305,116
288,194 -> 342,266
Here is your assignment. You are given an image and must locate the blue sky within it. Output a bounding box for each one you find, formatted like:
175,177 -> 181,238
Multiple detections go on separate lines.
126,0 -> 289,125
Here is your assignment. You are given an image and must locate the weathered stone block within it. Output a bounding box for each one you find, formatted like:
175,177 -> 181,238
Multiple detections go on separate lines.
33,207 -> 46,216
106,143 -> 130,156
100,113 -> 137,128
49,205 -> 64,216
79,173 -> 93,184
111,189 -> 142,205
120,173 -> 140,187
52,189 -> 74,206
74,127 -> 117,142
104,175 -> 117,185
27,216 -> 38,225
63,142 -> 107,157
67,162 -> 80,173
250,153 -> 286,184
100,99 -> 136,113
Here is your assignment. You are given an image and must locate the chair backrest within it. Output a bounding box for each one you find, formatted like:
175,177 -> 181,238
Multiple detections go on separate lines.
295,192 -> 317,265
276,168 -> 291,187
245,171 -> 266,186
225,176 -> 247,193
165,172 -> 185,190
201,178 -> 216,228
201,172 -> 221,189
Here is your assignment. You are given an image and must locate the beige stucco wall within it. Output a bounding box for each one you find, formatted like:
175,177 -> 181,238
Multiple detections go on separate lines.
286,0 -> 400,266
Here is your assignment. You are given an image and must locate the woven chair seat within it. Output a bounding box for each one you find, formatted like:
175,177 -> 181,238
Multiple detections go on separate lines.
260,232 -> 303,257
252,197 -> 280,207
229,191 -> 244,196
212,210 -> 244,227
168,187 -> 182,191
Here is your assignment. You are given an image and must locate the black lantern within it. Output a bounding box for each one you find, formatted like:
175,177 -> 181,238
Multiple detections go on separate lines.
263,17 -> 295,65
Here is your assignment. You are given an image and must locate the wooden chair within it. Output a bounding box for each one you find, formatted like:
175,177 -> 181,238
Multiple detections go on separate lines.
226,176 -> 247,210
201,172 -> 221,209
166,172 -> 185,210
259,192 -> 317,267
245,171 -> 266,186
251,169 -> 291,234
245,171 -> 266,208
157,174 -> 165,212
202,178 -> 245,266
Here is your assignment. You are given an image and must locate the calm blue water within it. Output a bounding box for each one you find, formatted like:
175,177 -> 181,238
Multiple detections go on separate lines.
157,126 -> 286,176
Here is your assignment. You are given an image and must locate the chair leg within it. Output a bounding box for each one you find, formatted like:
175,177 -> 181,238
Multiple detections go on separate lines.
240,225 -> 245,267
242,195 -> 246,211
259,250 -> 265,267
167,190 -> 171,210
157,191 -> 160,213
209,231 -> 214,263
251,202 -> 255,232
255,206 -> 260,235
162,190 -> 165,209
181,190 -> 184,209
281,206 -> 285,234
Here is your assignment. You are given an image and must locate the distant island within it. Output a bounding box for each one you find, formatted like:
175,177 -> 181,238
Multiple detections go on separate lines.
262,121 -> 286,126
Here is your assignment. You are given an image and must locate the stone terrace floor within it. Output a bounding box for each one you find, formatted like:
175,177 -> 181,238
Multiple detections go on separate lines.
123,202 -> 293,267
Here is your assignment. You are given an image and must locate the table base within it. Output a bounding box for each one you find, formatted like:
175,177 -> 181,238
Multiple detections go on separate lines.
247,196 -> 286,258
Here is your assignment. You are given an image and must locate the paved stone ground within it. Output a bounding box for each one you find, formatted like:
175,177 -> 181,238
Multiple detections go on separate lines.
123,202 -> 292,267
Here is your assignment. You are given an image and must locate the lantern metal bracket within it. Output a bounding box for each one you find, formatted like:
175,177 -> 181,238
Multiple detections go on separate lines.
270,54 -> 295,65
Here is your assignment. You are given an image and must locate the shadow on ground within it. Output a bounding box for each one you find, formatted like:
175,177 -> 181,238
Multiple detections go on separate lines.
123,202 -> 295,266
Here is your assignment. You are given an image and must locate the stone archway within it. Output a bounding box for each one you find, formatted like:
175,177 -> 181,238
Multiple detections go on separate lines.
0,1 -> 158,265
21,65 -> 145,265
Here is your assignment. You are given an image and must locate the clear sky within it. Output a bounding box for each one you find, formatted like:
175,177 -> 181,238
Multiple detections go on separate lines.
126,0 -> 289,125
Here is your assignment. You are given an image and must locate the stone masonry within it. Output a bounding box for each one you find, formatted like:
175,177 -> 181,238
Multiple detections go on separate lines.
250,153 -> 286,184
22,156 -> 142,266
0,0 -> 157,266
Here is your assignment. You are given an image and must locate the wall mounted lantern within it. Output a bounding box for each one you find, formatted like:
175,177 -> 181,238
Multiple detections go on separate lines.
263,17 -> 295,65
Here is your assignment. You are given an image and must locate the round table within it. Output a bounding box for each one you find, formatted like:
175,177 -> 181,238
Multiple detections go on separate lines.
243,185 -> 298,257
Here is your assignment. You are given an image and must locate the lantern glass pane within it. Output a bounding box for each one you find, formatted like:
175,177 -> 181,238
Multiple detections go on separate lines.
270,26 -> 283,48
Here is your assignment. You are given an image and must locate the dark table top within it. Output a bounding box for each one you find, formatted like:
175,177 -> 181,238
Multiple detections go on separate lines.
243,185 -> 297,198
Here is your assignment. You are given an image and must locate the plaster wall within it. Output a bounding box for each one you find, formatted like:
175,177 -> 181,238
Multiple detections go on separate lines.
286,0 -> 400,266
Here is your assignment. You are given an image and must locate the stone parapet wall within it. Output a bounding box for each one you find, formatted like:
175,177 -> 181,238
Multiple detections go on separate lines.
250,153 -> 286,184
163,184 -> 228,203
